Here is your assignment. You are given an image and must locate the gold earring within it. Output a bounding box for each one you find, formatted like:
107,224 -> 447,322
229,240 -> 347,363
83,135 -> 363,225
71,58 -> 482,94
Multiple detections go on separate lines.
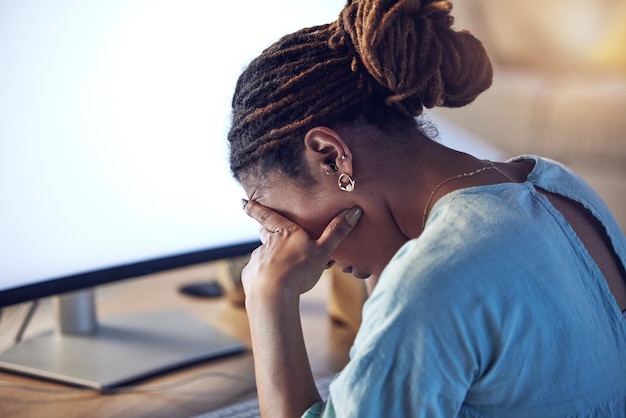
338,173 -> 355,192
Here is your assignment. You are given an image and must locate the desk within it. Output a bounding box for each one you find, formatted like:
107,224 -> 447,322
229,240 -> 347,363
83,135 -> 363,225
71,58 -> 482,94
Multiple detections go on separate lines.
0,261 -> 354,418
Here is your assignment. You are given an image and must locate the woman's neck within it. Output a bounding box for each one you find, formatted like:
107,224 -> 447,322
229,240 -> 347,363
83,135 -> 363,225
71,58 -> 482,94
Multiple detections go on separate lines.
359,133 -> 492,240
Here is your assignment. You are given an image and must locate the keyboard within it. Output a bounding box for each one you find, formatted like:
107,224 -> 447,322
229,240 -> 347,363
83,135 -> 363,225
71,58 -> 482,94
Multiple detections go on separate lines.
196,375 -> 334,418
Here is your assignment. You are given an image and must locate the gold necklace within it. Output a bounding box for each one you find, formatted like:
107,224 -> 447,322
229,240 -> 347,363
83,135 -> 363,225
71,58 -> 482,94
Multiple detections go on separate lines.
421,160 -> 497,233
491,163 -> 517,183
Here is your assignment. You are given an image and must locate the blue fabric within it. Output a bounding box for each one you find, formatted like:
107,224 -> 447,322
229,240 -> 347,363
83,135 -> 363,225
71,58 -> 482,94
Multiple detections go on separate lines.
303,156 -> 626,417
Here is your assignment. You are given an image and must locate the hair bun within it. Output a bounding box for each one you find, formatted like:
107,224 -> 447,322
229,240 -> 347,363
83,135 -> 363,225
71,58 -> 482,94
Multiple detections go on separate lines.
339,0 -> 492,116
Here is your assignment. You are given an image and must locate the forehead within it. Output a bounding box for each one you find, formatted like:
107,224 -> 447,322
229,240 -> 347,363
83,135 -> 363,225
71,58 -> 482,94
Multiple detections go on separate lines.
241,170 -> 298,205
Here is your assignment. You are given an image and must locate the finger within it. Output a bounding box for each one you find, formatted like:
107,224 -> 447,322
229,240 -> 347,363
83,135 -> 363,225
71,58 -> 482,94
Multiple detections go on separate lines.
259,226 -> 277,245
243,199 -> 297,234
317,206 -> 362,253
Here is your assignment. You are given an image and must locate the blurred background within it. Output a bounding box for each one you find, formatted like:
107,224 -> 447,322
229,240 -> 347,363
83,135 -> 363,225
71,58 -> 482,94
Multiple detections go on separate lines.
431,0 -> 626,231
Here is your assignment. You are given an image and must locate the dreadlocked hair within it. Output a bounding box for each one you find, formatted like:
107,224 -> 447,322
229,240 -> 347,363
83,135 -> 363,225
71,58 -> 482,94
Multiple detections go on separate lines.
228,0 -> 492,180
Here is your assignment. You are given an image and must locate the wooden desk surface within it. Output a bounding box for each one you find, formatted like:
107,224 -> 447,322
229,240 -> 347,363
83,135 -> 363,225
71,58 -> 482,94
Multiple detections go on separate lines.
0,261 -> 354,418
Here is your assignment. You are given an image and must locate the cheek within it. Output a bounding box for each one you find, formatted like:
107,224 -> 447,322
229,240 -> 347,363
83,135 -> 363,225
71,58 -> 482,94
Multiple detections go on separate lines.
330,221 -> 391,273
291,203 -> 344,240
286,201 -> 328,235
329,226 -> 365,263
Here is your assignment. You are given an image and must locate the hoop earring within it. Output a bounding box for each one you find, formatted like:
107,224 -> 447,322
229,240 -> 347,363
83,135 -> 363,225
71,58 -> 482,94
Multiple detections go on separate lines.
338,173 -> 355,192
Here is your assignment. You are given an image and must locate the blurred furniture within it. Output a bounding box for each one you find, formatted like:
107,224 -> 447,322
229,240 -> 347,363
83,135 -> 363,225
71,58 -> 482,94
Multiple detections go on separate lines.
433,0 -> 626,230
326,268 -> 368,337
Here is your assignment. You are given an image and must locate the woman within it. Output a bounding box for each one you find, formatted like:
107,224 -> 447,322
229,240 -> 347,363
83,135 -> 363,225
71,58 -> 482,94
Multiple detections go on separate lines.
227,0 -> 626,416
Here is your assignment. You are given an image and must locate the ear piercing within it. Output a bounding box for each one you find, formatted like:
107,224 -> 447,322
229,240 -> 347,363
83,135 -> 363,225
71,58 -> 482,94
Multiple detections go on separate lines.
326,155 -> 355,191
338,173 -> 355,192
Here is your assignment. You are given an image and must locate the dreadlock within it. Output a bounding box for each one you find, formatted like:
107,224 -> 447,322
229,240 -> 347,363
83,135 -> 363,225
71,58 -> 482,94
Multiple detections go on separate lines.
228,0 -> 492,180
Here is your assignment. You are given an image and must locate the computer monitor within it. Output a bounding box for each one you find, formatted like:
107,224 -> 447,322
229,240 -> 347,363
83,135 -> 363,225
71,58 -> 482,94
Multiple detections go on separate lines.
0,0 -> 342,390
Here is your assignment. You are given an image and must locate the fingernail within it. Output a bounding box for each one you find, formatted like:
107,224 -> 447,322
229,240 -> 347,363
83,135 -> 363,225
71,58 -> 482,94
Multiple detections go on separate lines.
241,198 -> 249,210
345,207 -> 362,226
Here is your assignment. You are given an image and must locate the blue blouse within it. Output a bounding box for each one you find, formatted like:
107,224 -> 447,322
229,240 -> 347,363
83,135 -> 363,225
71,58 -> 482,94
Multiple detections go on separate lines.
304,156 -> 626,417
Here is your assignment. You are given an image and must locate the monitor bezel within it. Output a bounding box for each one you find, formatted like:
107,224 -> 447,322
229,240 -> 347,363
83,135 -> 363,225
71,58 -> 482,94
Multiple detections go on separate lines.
0,240 -> 260,308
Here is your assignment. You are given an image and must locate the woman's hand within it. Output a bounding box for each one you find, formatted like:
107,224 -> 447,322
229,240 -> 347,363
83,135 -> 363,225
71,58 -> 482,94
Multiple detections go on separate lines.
242,199 -> 362,301
241,199 -> 362,417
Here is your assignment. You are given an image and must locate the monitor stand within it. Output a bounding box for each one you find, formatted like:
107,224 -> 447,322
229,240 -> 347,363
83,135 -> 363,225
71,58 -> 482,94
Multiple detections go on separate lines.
0,289 -> 246,391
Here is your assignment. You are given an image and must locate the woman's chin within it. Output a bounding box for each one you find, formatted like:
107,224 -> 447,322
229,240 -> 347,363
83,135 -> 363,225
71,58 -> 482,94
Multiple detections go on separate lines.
343,266 -> 371,280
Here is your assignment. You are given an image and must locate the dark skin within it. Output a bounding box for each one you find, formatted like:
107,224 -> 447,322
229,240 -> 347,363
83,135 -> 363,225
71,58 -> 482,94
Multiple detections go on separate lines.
240,123 -> 626,417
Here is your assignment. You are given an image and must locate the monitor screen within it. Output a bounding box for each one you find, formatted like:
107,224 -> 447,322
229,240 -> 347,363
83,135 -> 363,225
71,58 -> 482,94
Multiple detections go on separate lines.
0,0 -> 343,307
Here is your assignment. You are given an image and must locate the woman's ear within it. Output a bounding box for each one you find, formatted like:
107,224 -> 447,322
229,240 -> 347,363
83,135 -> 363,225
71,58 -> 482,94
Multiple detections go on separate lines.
303,126 -> 353,178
